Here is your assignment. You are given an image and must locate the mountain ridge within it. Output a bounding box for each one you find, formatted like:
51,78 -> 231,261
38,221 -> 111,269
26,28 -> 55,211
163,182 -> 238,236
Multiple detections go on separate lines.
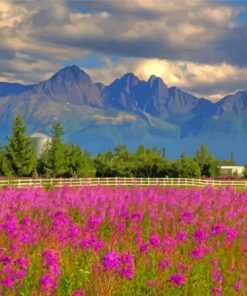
0,65 -> 247,162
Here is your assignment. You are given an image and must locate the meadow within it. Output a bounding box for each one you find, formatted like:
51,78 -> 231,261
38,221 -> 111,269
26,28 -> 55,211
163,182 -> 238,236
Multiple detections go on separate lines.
0,185 -> 246,295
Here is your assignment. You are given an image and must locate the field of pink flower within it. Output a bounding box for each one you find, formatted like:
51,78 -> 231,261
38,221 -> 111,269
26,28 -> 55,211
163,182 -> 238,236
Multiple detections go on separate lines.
0,185 -> 246,295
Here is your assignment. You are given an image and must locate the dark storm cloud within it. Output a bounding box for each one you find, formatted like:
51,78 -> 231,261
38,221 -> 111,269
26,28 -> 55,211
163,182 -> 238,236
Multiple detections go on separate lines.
216,25 -> 247,67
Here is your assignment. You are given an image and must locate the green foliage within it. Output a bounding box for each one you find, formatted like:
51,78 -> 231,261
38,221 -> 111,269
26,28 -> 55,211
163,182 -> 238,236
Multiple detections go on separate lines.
38,121 -> 67,177
95,144 -> 171,178
65,144 -> 96,177
5,114 -> 36,177
243,164 -> 247,178
194,144 -> 219,177
172,153 -> 201,178
38,122 -> 96,178
2,116 -> 238,179
0,144 -> 12,177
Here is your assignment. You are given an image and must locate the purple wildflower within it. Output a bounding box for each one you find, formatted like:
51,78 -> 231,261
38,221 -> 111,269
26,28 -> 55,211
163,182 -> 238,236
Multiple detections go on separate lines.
40,273 -> 57,292
176,230 -> 188,242
101,251 -> 120,271
119,252 -> 134,280
193,228 -> 209,243
169,273 -> 185,287
190,247 -> 205,260
158,259 -> 170,270
211,287 -> 222,295
149,234 -> 160,248
179,211 -> 194,224
233,280 -> 242,291
211,223 -> 225,236
139,243 -> 150,253
225,228 -> 238,243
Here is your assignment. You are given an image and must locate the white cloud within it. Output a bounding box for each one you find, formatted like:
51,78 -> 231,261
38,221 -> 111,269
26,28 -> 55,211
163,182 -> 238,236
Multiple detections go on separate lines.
135,59 -> 247,100
0,0 -> 246,101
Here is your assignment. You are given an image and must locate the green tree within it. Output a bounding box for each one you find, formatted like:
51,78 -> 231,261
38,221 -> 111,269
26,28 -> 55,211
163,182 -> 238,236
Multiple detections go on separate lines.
132,146 -> 170,177
65,144 -> 96,177
243,164 -> 247,178
38,121 -> 67,177
94,150 -> 115,177
195,144 -> 220,177
171,152 -> 201,178
0,144 -> 12,176
5,114 -> 36,177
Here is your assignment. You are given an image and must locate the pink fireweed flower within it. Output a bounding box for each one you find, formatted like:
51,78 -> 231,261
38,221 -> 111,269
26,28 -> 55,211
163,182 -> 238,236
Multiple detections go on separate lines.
161,236 -> 177,253
16,257 -> 29,270
89,237 -> 105,251
193,228 -> 209,243
40,273 -> 58,292
72,288 -> 85,296
119,252 -> 134,280
48,262 -> 61,276
211,258 -> 218,266
131,212 -> 143,222
135,236 -> 142,245
233,280 -> 243,291
42,250 -> 59,267
225,228 -> 238,243
176,230 -> 188,242
177,262 -> 185,271
211,223 -> 225,236
149,234 -> 160,248
16,269 -> 26,279
139,243 -> 150,253
212,268 -> 222,284
20,216 -> 31,226
101,251 -> 120,271
179,211 -> 194,224
0,255 -> 11,265
1,277 -> 14,288
190,247 -> 205,260
211,287 -> 222,295
242,240 -> 247,252
117,222 -> 126,232
88,214 -> 102,230
79,239 -> 90,250
158,259 -> 170,270
169,273 -> 185,287
68,224 -> 79,239
147,280 -> 155,287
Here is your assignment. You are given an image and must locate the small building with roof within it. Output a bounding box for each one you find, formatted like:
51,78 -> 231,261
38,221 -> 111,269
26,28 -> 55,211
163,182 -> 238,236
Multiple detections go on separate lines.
219,166 -> 245,177
30,132 -> 51,158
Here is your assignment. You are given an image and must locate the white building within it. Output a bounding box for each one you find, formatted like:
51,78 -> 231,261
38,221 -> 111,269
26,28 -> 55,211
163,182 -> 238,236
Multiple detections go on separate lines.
219,166 -> 245,177
30,132 -> 51,158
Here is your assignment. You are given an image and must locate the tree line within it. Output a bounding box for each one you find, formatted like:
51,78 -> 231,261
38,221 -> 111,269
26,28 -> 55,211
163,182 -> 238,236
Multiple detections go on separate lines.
0,114 -> 240,178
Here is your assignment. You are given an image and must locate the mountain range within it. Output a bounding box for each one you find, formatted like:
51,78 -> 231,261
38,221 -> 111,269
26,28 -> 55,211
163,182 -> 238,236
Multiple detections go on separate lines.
0,65 -> 247,163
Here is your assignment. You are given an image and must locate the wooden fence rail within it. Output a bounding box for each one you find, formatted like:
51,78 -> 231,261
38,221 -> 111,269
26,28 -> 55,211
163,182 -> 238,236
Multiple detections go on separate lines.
0,178 -> 247,188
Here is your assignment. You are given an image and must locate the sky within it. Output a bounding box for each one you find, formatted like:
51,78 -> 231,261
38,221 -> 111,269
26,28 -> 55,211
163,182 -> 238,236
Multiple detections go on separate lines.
1,0 -> 247,101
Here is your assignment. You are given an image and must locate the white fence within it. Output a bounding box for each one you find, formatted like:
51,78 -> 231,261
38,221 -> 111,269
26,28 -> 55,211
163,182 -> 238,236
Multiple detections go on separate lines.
0,178 -> 247,188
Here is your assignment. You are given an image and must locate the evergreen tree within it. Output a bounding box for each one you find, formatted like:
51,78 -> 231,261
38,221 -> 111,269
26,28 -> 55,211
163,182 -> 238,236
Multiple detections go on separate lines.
38,120 -> 67,177
0,143 -> 12,176
5,114 -> 36,177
